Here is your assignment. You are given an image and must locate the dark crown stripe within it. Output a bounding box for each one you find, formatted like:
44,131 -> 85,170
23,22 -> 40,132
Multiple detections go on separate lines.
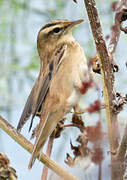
41,22 -> 62,31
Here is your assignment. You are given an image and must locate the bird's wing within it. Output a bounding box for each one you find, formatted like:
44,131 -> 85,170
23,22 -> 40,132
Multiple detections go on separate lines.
17,83 -> 36,132
28,44 -> 67,169
31,44 -> 67,119
17,44 -> 67,132
29,44 -> 67,131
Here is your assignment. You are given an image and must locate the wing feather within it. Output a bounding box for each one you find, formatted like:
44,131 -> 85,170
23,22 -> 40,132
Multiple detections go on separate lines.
28,44 -> 67,168
17,44 -> 67,133
31,44 -> 67,121
17,85 -> 35,132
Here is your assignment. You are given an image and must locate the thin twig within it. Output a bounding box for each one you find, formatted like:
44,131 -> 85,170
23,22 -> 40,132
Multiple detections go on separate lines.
117,123 -> 127,161
112,122 -> 127,180
62,123 -> 82,128
41,136 -> 54,180
0,115 -> 78,180
109,0 -> 127,60
98,162 -> 102,180
108,10 -> 120,61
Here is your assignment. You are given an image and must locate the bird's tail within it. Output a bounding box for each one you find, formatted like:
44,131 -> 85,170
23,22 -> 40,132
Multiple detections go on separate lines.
28,110 -> 60,169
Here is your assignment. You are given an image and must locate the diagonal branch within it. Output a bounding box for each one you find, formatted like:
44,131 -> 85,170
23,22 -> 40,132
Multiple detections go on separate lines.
0,115 -> 78,180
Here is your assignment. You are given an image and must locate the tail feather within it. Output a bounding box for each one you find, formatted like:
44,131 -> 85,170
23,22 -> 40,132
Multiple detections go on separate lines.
28,105 -> 65,169
28,112 -> 49,169
28,112 -> 59,168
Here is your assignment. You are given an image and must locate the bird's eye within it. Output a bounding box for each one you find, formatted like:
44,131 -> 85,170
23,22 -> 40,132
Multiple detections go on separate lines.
53,27 -> 61,33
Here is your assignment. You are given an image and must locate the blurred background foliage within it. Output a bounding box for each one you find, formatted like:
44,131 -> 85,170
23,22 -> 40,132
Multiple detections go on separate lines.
0,0 -> 115,114
0,0 -> 127,180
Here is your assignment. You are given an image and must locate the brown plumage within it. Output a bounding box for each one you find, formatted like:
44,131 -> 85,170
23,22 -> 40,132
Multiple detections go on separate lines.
17,19 -> 90,169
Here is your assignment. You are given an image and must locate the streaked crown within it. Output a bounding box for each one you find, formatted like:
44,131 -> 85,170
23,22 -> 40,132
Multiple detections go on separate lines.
37,19 -> 83,68
37,19 -> 83,45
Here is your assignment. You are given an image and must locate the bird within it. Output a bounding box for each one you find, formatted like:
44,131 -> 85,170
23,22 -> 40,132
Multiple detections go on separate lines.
17,19 -> 91,169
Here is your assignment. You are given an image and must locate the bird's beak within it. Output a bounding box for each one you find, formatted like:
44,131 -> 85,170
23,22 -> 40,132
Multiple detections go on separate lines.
67,19 -> 84,30
71,19 -> 84,26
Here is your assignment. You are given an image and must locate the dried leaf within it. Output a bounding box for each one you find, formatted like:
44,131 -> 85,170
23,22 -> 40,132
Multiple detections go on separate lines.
52,118 -> 66,138
74,155 -> 93,170
66,141 -> 93,170
72,114 -> 84,126
120,8 -> 127,22
65,153 -> 74,167
70,141 -> 81,157
91,56 -> 101,74
76,133 -> 88,147
71,136 -> 90,158
0,153 -> 9,167
0,168 -> 10,179
0,153 -> 17,180
71,114 -> 85,132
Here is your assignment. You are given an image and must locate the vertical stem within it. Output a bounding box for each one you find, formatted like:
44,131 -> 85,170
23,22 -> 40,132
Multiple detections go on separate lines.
98,163 -> 102,180
83,0 -> 120,179
41,136 -> 54,180
84,0 -> 119,154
